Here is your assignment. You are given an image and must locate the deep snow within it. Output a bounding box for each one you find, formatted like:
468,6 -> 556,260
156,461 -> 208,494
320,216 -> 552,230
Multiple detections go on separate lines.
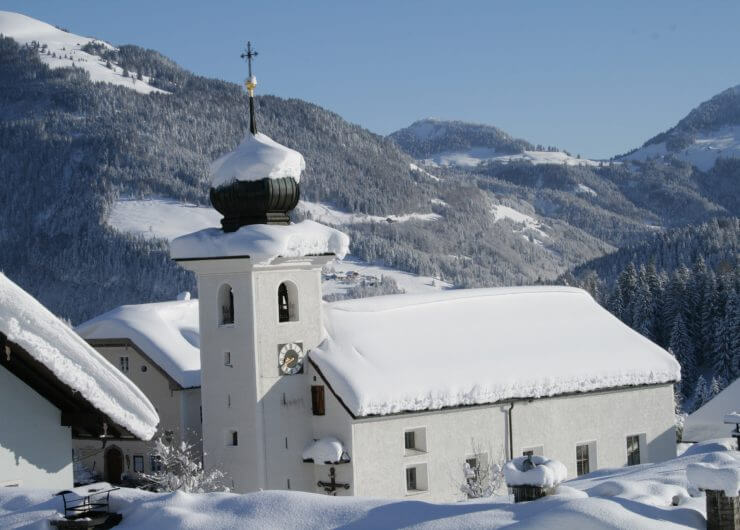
2,441 -> 735,529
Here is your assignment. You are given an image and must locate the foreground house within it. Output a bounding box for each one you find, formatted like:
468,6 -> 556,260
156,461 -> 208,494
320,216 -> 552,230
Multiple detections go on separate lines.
73,296 -> 201,483
168,64 -> 681,501
0,273 -> 158,489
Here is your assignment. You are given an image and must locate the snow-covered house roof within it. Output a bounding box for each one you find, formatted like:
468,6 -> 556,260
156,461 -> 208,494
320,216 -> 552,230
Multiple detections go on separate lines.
170,220 -> 349,263
210,132 -> 305,188
310,287 -> 681,417
76,297 -> 200,389
683,378 -> 740,442
0,273 -> 159,440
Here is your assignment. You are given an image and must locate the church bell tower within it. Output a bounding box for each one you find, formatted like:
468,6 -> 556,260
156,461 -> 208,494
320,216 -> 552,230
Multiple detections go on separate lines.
171,43 -> 347,493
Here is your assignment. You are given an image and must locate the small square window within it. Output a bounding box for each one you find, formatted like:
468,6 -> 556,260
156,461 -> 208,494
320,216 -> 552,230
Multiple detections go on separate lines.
406,467 -> 417,491
119,356 -> 129,373
403,428 -> 427,455
133,455 -> 144,473
404,463 -> 428,493
404,431 -> 415,450
626,435 -> 641,466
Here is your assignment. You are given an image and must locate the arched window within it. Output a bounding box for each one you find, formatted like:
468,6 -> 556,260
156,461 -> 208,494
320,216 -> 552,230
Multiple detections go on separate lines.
219,284 -> 234,325
278,282 -> 298,322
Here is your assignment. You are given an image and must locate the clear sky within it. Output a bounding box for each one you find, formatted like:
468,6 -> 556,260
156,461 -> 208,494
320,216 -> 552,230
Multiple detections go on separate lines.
4,0 -> 740,158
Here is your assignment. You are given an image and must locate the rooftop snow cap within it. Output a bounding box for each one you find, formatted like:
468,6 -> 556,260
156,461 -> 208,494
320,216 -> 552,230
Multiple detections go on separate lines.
210,42 -> 302,231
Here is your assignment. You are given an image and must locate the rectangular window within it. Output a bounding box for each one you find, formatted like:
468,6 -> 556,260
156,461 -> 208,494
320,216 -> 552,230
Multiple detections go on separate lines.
405,467 -> 417,491
404,431 -> 415,450
522,450 -> 534,457
224,351 -> 232,366
119,356 -> 129,373
576,443 -> 590,476
133,455 -> 144,473
626,435 -> 641,466
150,455 -> 163,472
465,457 -> 479,485
311,386 -> 325,416
522,446 -> 544,457
229,431 -> 238,446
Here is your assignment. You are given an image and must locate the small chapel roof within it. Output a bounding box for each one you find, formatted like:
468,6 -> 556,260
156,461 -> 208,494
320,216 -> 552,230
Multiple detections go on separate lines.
0,273 -> 159,440
683,378 -> 740,442
310,286 -> 681,417
76,296 -> 200,389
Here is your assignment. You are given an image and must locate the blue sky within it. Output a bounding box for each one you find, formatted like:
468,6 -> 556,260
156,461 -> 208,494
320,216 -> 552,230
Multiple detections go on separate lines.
4,0 -> 740,158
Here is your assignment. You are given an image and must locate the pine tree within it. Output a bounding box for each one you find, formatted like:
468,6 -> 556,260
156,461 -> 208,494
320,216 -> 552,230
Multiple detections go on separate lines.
712,291 -> 740,382
709,376 -> 723,398
670,314 -> 695,395
693,375 -> 709,411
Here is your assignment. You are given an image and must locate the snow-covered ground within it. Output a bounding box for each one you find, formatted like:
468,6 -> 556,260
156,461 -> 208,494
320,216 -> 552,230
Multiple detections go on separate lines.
297,200 -> 441,225
409,162 -> 442,181
622,125 -> 740,171
2,440 -> 735,529
0,11 -> 167,95
423,148 -> 602,168
491,204 -> 549,242
107,198 -> 221,241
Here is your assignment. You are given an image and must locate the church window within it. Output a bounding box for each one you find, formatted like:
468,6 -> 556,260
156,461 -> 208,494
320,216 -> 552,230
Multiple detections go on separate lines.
227,430 -> 238,446
218,284 -> 235,325
224,351 -> 232,366
119,356 -> 129,373
278,282 -> 299,322
311,386 -> 325,416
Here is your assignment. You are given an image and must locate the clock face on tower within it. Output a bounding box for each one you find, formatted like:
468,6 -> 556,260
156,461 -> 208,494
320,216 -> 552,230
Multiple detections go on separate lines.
278,342 -> 304,375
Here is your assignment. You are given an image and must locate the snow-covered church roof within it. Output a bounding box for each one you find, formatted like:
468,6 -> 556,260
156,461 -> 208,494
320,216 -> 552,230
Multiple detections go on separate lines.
170,220 -> 349,263
210,132 -> 305,188
310,286 -> 681,417
0,273 -> 159,440
76,296 -> 200,388
683,377 -> 740,442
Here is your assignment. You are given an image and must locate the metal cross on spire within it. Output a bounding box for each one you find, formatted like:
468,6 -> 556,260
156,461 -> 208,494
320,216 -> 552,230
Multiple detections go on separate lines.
241,41 -> 258,79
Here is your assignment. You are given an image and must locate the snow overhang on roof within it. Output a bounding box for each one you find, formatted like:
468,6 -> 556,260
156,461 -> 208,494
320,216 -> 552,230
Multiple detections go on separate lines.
76,298 -> 201,389
170,220 -> 349,264
0,273 -> 159,440
310,286 -> 681,418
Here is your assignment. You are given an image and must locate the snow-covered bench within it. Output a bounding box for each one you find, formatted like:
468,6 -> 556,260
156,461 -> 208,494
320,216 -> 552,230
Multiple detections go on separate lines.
50,482 -> 121,529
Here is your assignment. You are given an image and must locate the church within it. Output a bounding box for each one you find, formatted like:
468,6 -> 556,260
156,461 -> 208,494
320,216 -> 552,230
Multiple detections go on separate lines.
167,52 -> 681,502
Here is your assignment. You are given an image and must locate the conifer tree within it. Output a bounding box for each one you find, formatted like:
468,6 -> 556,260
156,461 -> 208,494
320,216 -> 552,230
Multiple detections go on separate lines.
670,314 -> 694,395
693,375 -> 709,411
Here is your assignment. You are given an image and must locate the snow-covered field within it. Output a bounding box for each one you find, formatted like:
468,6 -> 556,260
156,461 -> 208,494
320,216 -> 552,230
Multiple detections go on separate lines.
491,204 -> 549,243
423,148 -> 602,168
2,440 -> 735,529
622,125 -> 740,171
297,200 -> 441,225
0,11 -> 167,95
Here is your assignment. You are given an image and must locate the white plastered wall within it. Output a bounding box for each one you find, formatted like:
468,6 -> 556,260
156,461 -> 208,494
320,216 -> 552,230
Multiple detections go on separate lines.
0,365 -> 73,489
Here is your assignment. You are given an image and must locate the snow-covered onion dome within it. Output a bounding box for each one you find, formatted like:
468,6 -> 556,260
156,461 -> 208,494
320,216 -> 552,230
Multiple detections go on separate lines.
209,45 -> 302,231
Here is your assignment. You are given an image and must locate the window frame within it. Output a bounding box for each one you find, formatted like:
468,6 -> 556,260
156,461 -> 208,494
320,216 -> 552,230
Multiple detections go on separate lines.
218,284 -> 235,326
405,466 -> 417,491
626,435 -> 641,466
311,385 -> 325,416
133,455 -> 144,473
576,443 -> 590,476
119,356 -> 129,373
277,282 -> 299,323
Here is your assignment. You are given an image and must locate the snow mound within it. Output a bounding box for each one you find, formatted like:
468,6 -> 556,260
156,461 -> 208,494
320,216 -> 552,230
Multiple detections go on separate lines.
0,11 -> 167,95
171,220 -> 349,263
76,298 -> 200,388
311,287 -> 680,417
504,456 -> 567,488
0,273 -> 158,440
107,198 -> 221,242
302,437 -> 346,464
687,453 -> 740,497
683,378 -> 740,442
210,132 -> 305,187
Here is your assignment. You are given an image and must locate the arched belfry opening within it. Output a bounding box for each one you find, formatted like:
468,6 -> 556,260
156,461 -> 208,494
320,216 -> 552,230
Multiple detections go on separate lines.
219,284 -> 235,325
278,282 -> 298,322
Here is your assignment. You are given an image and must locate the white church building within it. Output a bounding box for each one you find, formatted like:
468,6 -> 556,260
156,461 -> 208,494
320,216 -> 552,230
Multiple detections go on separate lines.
166,62 -> 682,502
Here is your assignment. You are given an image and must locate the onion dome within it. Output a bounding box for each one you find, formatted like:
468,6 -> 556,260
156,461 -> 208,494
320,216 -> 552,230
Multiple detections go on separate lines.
209,42 -> 302,232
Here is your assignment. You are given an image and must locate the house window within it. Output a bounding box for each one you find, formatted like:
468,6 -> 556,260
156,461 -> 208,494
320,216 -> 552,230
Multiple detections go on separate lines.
626,435 -> 641,466
150,455 -> 163,472
522,446 -> 544,457
219,284 -> 234,325
278,282 -> 298,322
311,386 -> 325,416
522,450 -> 534,457
576,443 -> 591,476
119,356 -> 129,373
224,351 -> 232,367
465,457 -> 479,485
133,455 -> 144,473
405,463 -> 428,493
227,430 -> 238,446
406,467 -> 417,491
404,427 -> 427,455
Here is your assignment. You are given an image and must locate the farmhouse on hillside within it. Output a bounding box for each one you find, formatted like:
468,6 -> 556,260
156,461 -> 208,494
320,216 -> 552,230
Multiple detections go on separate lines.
0,273 -> 158,489
166,62 -> 682,501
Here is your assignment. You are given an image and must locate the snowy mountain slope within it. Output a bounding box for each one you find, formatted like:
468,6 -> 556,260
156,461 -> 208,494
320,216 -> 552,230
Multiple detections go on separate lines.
423,147 -> 601,168
621,85 -> 740,170
0,11 -> 166,95
2,440 -> 734,528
